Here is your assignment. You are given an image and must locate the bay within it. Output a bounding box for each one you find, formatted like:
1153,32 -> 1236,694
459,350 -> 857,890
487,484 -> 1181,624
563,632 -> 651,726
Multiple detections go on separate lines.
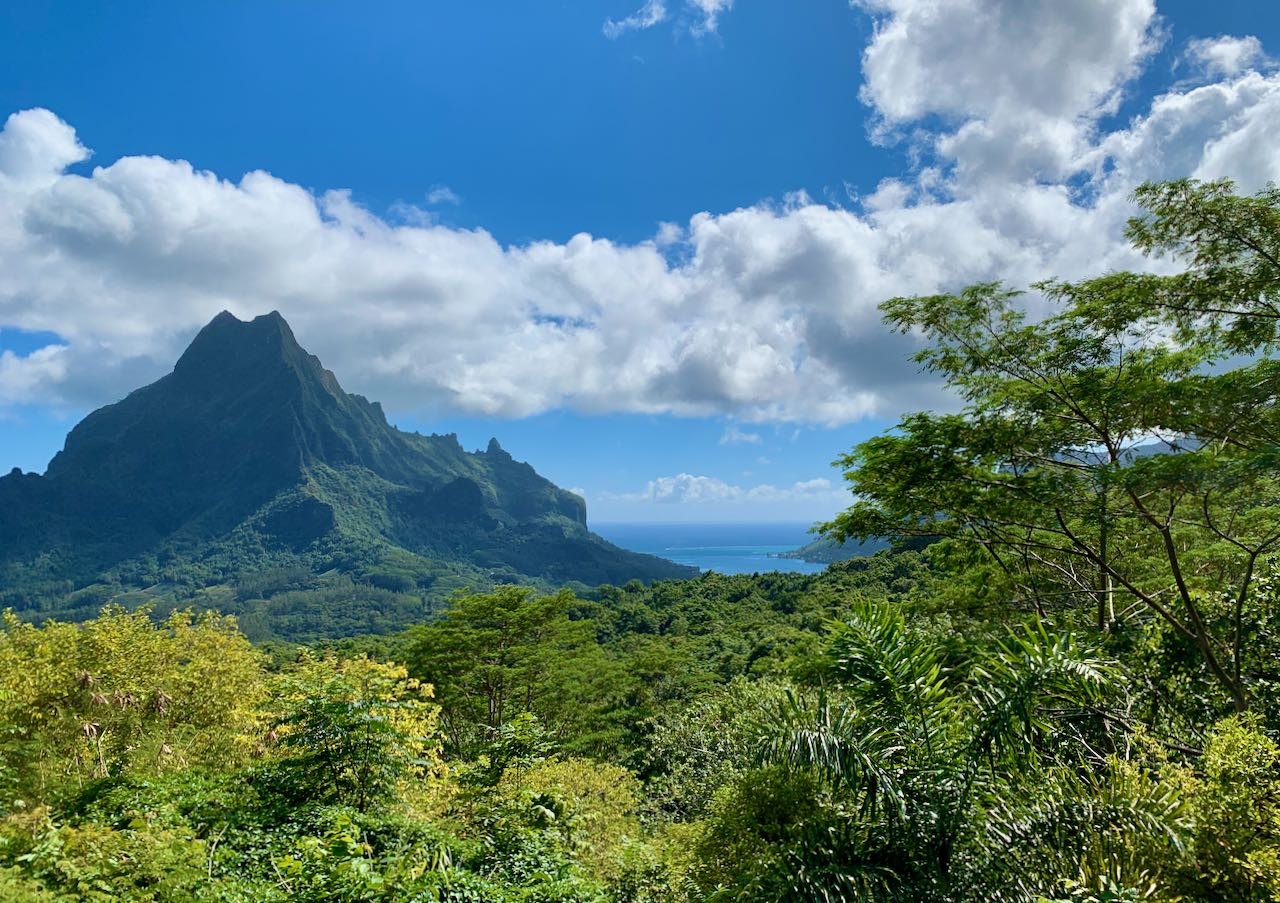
592,522 -> 827,576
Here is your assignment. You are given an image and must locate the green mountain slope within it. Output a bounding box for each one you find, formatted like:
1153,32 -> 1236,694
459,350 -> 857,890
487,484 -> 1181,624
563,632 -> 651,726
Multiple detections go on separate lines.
0,311 -> 692,637
775,533 -> 888,564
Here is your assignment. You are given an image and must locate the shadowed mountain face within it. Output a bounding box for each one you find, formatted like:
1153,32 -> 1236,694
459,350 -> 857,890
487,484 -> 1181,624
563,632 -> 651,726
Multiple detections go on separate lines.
0,311 -> 691,637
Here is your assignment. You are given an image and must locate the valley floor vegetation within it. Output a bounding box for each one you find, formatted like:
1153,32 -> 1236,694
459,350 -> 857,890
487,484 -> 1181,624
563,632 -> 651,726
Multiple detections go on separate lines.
2,178 -> 1280,901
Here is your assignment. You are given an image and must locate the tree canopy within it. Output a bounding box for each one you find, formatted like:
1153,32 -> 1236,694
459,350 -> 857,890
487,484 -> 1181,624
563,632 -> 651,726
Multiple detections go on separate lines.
826,179 -> 1280,713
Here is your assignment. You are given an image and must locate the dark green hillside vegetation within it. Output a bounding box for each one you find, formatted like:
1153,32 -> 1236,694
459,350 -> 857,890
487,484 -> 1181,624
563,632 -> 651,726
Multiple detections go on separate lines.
3,179 -> 1280,900
0,311 -> 691,639
777,534 -> 891,564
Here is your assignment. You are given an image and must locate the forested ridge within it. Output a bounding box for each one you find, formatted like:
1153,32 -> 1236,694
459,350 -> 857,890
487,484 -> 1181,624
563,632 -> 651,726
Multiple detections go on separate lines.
2,179 -> 1280,901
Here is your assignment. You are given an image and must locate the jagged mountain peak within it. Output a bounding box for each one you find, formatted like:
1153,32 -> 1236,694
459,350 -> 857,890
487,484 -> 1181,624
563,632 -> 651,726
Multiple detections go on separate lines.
172,309 -> 336,394
181,309 -> 294,357
48,310 -> 356,485
1,309 -> 693,637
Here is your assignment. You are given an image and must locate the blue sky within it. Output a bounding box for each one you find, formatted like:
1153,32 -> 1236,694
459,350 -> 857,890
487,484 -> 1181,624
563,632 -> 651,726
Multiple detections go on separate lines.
1,0 -> 1278,522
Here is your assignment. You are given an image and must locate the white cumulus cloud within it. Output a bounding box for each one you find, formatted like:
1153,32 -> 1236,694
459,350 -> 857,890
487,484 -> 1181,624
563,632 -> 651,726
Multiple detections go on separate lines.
597,473 -> 848,520
0,3 -> 1277,433
855,0 -> 1161,183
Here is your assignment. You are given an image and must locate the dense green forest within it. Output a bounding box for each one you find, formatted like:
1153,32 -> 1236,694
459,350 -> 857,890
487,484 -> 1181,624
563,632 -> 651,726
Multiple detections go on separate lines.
2,178 -> 1279,901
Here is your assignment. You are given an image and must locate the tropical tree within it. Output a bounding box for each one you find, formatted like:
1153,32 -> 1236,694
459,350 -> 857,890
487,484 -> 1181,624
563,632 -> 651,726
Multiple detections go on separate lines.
825,179 -> 1280,712
1088,178 -> 1280,354
268,655 -> 441,812
402,587 -> 623,756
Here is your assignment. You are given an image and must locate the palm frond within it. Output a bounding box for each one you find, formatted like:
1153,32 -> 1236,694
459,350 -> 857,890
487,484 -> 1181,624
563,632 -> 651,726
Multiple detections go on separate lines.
977,762 -> 1191,902
755,688 -> 907,822
826,602 -> 958,753
968,619 -> 1116,768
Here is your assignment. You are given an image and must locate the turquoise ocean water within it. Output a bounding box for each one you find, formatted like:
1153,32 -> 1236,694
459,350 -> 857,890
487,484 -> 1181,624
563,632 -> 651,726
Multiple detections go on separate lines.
592,522 -> 827,576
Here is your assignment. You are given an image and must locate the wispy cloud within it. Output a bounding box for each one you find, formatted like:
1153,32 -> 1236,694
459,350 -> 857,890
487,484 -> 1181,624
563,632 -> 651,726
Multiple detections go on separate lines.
720,424 -> 762,445
689,0 -> 733,36
603,0 -> 667,39
1184,35 -> 1272,78
425,185 -> 461,206
603,0 -> 733,40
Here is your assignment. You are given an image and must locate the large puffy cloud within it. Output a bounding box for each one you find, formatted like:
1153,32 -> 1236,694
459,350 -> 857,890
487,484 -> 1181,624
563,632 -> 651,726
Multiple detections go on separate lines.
0,346 -> 67,408
1088,70 -> 1280,192
0,111 -> 935,422
0,107 -> 88,189
0,3 -> 1277,426
855,0 -> 1161,182
857,0 -> 1158,123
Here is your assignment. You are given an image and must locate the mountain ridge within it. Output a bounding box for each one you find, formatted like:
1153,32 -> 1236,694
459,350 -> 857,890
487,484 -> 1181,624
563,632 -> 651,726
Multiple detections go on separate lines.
0,311 -> 692,639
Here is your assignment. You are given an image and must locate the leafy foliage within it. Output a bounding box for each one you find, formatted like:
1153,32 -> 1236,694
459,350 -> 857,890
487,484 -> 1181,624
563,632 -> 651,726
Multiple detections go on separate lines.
0,606 -> 265,801
266,655 -> 442,812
